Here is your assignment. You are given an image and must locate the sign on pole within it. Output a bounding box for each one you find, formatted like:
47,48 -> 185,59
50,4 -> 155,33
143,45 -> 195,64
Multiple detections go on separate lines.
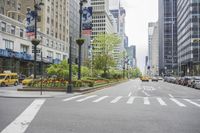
82,6 -> 93,35
26,10 -> 35,37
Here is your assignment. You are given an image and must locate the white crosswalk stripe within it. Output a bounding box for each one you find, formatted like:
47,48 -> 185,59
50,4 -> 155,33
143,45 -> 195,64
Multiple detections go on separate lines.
93,96 -> 109,103
110,96 -> 123,103
184,99 -> 200,107
62,95 -> 200,108
126,97 -> 135,104
170,98 -> 186,107
144,97 -> 150,105
77,95 -> 97,102
62,95 -> 85,102
157,98 -> 167,106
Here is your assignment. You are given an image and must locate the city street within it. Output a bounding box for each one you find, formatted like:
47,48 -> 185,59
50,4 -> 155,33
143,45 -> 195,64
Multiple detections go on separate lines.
0,79 -> 200,133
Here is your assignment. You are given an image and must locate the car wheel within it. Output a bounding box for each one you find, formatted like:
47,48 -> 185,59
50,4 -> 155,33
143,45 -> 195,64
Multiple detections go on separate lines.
14,81 -> 18,86
1,82 -> 5,87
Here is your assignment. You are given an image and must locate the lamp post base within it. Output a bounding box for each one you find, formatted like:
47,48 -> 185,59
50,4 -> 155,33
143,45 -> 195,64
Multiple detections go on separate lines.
67,84 -> 73,93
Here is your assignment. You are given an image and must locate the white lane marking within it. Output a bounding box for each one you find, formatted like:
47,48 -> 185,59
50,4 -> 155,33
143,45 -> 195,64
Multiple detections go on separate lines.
126,97 -> 135,104
76,95 -> 97,102
62,95 -> 84,102
144,97 -> 150,105
168,94 -> 174,98
142,90 -> 150,97
110,96 -> 123,103
184,99 -> 200,107
93,96 -> 109,103
170,98 -> 186,107
128,92 -> 132,97
1,99 -> 46,133
157,97 -> 167,106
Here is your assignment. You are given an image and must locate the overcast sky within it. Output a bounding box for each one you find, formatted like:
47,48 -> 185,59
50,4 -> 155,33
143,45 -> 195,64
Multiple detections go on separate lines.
121,0 -> 158,73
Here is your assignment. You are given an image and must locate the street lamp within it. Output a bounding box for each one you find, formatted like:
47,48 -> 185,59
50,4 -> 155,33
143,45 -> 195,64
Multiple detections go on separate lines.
77,0 -> 87,80
32,0 -> 44,79
67,37 -> 73,93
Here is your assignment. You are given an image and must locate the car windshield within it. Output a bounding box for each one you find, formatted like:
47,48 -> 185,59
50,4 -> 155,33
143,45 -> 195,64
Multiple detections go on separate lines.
0,76 -> 5,79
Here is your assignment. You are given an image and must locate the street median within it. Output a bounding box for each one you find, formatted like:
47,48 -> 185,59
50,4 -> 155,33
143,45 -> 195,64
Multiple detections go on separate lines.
17,79 -> 128,93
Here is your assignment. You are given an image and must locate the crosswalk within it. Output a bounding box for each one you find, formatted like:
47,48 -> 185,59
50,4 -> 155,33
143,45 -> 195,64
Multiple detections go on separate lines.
62,95 -> 200,108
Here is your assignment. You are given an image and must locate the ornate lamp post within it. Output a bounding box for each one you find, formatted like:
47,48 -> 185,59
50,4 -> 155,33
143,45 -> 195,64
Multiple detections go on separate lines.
77,0 -> 87,80
32,0 -> 44,79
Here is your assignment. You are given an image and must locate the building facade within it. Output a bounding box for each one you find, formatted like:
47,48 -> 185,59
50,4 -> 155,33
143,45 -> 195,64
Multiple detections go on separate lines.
0,0 -> 70,75
69,0 -> 79,63
91,0 -> 115,56
127,45 -> 136,69
159,0 -> 178,76
177,0 -> 200,76
148,22 -> 159,76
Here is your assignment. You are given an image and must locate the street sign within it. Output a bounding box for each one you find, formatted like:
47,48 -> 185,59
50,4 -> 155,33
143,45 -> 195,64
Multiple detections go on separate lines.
32,49 -> 41,53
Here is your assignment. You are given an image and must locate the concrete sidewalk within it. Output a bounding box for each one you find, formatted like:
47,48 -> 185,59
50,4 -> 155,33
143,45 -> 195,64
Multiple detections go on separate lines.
0,85 -> 79,98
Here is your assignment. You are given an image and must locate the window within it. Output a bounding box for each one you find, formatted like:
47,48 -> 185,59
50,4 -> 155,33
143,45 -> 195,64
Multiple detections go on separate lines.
56,53 -> 61,59
1,22 -> 6,32
4,39 -> 14,50
46,39 -> 49,46
18,3 -> 21,10
47,51 -> 53,58
20,44 -> 29,53
47,28 -> 49,34
47,17 -> 50,23
20,29 -> 23,37
11,25 -> 15,35
7,0 -> 10,5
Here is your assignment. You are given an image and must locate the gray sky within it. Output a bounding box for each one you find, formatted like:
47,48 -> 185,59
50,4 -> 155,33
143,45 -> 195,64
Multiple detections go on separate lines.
121,0 -> 158,73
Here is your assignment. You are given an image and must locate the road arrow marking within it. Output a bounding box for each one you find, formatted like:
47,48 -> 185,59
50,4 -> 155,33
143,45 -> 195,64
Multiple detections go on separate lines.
1,99 -> 46,133
110,96 -> 123,103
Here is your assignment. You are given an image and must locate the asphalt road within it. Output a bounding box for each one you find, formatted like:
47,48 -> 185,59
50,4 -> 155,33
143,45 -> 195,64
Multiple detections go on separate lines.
0,79 -> 200,133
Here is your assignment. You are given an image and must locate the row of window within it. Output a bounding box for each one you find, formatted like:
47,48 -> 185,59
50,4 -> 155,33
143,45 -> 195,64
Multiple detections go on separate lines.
1,21 -> 24,38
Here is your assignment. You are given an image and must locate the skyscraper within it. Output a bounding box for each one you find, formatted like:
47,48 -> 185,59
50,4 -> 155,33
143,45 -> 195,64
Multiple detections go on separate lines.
177,0 -> 200,76
148,22 -> 159,76
159,0 -> 178,75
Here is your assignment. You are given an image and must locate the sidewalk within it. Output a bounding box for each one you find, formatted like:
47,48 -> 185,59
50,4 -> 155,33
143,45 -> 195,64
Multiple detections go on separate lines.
0,85 -> 78,98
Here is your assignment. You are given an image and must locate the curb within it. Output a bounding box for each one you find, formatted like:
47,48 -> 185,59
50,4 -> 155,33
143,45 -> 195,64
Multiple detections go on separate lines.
0,80 -> 128,98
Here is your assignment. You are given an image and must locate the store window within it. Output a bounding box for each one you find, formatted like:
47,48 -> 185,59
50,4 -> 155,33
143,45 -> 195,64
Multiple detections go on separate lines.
20,44 -> 29,53
4,39 -> 14,50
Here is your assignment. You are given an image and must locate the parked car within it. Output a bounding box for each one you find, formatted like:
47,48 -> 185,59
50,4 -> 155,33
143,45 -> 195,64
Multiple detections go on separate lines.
175,77 -> 182,84
188,76 -> 200,88
169,77 -> 176,83
152,77 -> 158,82
182,76 -> 192,86
194,81 -> 200,89
0,72 -> 19,87
157,76 -> 163,80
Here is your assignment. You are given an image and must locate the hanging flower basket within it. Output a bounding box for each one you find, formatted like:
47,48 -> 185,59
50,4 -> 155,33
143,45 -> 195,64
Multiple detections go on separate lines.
76,38 -> 85,46
31,39 -> 40,45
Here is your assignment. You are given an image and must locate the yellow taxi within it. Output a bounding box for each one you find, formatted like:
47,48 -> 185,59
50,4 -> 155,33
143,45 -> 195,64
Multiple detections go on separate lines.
140,76 -> 150,82
22,76 -> 34,86
0,72 -> 19,87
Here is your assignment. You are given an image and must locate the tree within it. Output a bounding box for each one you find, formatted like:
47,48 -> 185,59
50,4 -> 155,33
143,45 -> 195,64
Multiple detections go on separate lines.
92,33 -> 121,78
130,67 -> 142,78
